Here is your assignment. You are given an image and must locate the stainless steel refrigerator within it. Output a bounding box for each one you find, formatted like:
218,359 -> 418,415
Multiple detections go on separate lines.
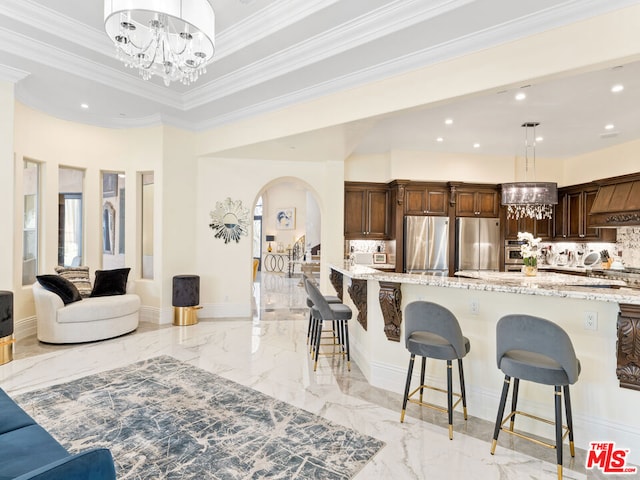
404,216 -> 449,275
455,217 -> 501,271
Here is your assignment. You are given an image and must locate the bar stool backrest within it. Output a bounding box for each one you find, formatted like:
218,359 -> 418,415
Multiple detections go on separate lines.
496,314 -> 579,385
404,301 -> 466,358
305,277 -> 333,320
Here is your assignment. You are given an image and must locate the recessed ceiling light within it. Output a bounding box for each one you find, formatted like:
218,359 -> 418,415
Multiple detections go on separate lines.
535,136 -> 543,142
515,92 -> 526,101
605,124 -> 615,130
444,118 -> 453,125
436,137 -> 444,142
611,84 -> 624,93
473,143 -> 480,148
80,103 -> 89,109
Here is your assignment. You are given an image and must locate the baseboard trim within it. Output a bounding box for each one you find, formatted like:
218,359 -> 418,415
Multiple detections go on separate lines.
14,316 -> 37,341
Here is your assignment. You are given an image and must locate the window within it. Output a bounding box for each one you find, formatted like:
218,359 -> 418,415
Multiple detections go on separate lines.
58,167 -> 84,267
22,160 -> 40,285
102,171 -> 126,269
141,172 -> 154,279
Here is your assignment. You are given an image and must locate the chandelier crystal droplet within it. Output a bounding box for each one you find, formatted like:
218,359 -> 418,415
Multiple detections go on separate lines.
104,0 -> 215,86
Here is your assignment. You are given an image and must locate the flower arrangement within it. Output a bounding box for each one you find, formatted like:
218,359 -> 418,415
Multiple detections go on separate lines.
517,231 -> 541,267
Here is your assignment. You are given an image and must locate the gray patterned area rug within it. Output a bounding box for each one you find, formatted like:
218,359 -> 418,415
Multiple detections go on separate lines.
15,355 -> 384,479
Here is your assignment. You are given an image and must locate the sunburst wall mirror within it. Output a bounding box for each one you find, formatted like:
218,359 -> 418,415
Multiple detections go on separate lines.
209,198 -> 250,244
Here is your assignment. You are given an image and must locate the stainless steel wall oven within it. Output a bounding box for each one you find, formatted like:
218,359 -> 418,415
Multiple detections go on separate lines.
504,240 -> 525,272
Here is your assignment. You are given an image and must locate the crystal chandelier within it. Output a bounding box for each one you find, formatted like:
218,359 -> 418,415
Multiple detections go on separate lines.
501,122 -> 558,220
104,0 -> 215,86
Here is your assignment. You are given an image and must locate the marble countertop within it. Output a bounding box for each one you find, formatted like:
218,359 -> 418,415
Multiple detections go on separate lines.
330,263 -> 640,305
538,264 -> 592,273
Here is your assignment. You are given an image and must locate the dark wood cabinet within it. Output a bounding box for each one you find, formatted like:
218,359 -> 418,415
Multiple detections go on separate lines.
455,188 -> 499,217
554,184 -> 616,241
504,215 -> 553,240
344,183 -> 390,239
404,185 -> 448,215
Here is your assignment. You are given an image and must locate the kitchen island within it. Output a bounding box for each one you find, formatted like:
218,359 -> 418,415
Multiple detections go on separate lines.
329,264 -> 640,463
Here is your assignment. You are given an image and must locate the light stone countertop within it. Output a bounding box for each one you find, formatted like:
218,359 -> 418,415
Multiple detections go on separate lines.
330,263 -> 640,306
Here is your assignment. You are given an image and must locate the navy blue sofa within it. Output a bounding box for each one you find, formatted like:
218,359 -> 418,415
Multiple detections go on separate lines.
0,388 -> 116,480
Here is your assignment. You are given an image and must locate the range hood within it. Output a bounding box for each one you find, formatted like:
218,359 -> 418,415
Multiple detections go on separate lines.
589,173 -> 640,228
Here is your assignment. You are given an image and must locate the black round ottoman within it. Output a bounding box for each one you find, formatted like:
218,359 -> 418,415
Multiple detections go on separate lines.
0,291 -> 14,365
172,275 -> 201,326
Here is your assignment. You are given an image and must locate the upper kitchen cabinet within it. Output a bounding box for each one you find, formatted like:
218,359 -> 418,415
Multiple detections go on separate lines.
504,215 -> 553,240
553,184 -> 616,242
454,186 -> 500,217
404,184 -> 448,215
344,182 -> 390,239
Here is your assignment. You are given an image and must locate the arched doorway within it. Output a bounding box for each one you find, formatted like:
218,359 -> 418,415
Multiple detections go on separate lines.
252,177 -> 321,317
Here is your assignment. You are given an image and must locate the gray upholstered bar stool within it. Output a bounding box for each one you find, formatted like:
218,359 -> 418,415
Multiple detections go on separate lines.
491,314 -> 581,480
400,301 -> 470,440
302,274 -> 340,348
305,277 -> 352,372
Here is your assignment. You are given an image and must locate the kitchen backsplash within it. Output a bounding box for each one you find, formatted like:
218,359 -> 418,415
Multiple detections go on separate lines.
345,240 -> 396,265
345,228 -> 638,269
616,227 -> 640,268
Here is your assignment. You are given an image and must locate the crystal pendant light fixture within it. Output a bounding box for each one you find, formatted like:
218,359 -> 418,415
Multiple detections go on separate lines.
104,0 -> 215,86
501,122 -> 558,220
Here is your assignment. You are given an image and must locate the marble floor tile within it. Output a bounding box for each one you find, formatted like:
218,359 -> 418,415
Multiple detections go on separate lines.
1,272 -> 614,479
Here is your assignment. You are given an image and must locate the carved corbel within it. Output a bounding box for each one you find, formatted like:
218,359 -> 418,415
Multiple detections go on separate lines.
617,304 -> 640,391
379,281 -> 402,342
329,269 -> 344,302
348,279 -> 367,330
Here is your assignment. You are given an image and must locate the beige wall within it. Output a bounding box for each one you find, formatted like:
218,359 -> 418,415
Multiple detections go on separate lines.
12,104 -> 164,322
195,158 -> 344,318
562,138 -> 640,186
0,82 -> 15,292
262,183 -> 308,249
344,140 -> 639,186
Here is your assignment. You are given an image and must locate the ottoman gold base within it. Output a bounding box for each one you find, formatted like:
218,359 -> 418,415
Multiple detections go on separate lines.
0,334 -> 14,365
173,306 -> 202,326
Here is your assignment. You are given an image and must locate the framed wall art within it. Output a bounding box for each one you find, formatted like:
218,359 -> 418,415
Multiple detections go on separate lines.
276,207 -> 295,230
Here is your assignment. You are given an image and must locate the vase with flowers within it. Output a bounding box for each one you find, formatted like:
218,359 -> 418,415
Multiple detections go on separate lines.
518,231 -> 541,276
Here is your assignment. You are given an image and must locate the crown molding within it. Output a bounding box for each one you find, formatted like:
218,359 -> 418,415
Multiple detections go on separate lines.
0,64 -> 30,83
0,27 -> 184,109
193,0 -> 640,132
215,0 -> 341,60
2,0 -> 111,54
184,0 -> 473,109
3,0 -> 636,130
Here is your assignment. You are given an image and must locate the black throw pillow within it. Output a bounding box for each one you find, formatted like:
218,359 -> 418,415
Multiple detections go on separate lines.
91,268 -> 131,297
37,275 -> 82,305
